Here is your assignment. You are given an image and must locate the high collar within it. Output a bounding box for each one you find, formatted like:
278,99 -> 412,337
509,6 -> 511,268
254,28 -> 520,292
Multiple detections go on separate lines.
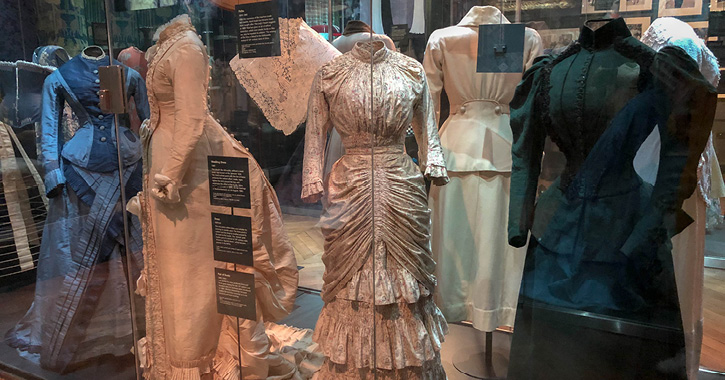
351,40 -> 389,63
579,18 -> 631,50
155,14 -> 196,45
343,20 -> 372,36
458,6 -> 509,27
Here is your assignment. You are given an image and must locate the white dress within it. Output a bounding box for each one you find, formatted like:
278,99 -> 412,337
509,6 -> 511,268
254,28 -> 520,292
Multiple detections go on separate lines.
423,6 -> 543,331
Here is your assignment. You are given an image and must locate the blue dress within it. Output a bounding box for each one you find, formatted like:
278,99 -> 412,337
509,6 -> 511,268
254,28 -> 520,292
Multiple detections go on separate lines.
5,51 -> 149,372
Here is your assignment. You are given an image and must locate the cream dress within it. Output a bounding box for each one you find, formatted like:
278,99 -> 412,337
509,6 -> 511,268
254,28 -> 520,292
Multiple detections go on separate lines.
302,41 -> 449,379
424,6 -> 543,331
139,15 -> 299,380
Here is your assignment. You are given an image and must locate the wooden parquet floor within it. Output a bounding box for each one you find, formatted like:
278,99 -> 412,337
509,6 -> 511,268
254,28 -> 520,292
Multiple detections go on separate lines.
702,267 -> 725,372
283,214 -> 325,290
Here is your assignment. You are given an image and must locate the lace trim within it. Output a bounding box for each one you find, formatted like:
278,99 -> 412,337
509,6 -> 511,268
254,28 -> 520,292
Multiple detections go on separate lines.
424,164 -> 448,182
230,18 -> 340,135
155,14 -> 195,43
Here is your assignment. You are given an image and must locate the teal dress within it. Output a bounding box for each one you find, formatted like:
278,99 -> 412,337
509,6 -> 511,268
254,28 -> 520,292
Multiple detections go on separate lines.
508,18 -> 716,320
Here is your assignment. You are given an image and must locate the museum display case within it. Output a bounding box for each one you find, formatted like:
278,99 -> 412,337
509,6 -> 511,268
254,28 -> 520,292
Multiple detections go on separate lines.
1,0 -> 725,379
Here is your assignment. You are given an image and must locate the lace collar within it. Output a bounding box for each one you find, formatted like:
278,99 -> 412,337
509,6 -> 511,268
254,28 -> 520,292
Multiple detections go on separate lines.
351,40 -> 388,63
81,46 -> 107,61
155,14 -> 196,45
458,6 -> 509,27
579,18 -> 631,50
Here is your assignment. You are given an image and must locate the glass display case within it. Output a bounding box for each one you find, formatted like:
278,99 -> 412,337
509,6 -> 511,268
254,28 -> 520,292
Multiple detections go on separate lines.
1,0 -> 724,379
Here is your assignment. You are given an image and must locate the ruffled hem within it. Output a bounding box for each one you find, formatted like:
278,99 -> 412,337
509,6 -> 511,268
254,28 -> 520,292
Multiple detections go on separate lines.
301,180 -> 324,200
312,295 -> 447,370
340,265 -> 431,304
424,164 -> 449,185
313,356 -> 446,380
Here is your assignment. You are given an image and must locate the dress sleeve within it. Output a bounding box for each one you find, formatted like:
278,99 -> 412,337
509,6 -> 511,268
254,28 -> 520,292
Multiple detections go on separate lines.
422,35 -> 444,125
621,46 -> 718,255
412,71 -> 448,184
40,73 -> 65,196
301,69 -> 331,201
157,42 -> 208,187
507,58 -> 549,248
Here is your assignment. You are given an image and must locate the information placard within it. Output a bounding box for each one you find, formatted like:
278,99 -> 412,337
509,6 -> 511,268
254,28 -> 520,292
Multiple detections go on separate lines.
208,156 -> 251,209
212,213 -> 253,266
477,24 -> 525,73
215,268 -> 256,320
235,0 -> 281,58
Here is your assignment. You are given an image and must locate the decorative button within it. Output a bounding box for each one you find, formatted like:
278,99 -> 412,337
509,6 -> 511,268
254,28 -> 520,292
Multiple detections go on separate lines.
98,115 -> 104,120
459,105 -> 466,114
494,106 -> 502,115
99,126 -> 105,130
96,91 -> 100,95
100,137 -> 107,142
95,79 -> 100,84
93,69 -> 98,74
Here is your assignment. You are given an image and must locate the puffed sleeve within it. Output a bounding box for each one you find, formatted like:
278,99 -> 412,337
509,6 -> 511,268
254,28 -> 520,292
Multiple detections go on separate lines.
422,32 -> 444,125
301,68 -> 331,202
621,46 -> 717,255
157,42 -> 207,187
507,57 -> 549,248
412,69 -> 448,185
40,72 -> 65,196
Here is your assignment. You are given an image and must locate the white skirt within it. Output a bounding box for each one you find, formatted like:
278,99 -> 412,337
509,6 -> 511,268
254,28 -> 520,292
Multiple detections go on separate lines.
429,171 -> 527,332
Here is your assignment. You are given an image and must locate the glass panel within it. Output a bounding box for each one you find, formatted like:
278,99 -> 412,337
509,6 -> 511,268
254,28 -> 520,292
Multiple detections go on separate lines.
2,0 -> 725,379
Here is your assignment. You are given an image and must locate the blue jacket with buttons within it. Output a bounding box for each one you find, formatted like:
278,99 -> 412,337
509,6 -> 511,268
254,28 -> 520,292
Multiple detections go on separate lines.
40,54 -> 149,195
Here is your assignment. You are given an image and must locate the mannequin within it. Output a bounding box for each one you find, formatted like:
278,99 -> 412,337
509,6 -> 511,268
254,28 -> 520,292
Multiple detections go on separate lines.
5,45 -> 148,372
302,40 -> 449,379
507,18 -> 716,378
425,6 -> 543,331
118,46 -> 148,133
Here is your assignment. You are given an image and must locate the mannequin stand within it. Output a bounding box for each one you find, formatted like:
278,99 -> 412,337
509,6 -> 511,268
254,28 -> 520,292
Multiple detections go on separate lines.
453,331 -> 508,379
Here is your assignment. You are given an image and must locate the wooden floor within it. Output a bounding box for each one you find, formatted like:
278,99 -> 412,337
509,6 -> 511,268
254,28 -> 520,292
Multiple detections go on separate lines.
282,213 -> 725,372
702,267 -> 725,372
283,214 -> 325,290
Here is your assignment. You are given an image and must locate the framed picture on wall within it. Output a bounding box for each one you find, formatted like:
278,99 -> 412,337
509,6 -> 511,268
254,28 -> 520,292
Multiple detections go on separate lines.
659,0 -> 703,16
620,0 -> 653,12
582,0 -> 618,14
538,28 -> 581,53
711,0 -> 725,12
624,17 -> 651,39
688,21 -> 709,38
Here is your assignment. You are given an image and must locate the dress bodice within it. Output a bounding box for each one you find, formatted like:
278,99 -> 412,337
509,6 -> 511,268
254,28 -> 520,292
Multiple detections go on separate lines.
322,41 -> 420,150
508,17 -> 717,257
544,19 -> 648,188
302,40 -> 448,199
